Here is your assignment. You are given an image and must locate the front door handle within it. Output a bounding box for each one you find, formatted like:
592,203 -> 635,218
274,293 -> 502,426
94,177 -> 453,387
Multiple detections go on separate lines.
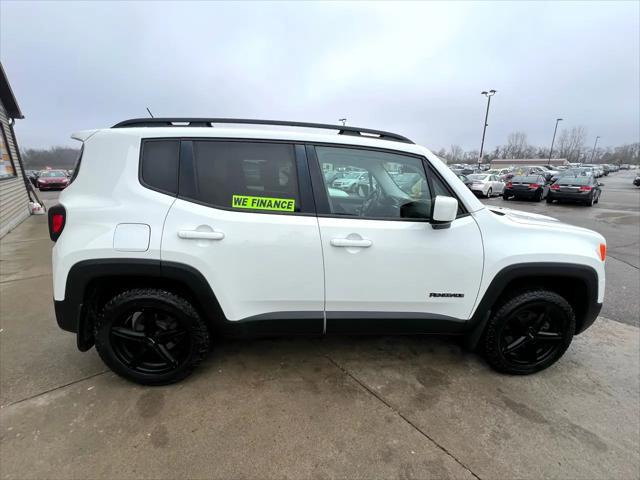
178,230 -> 225,240
330,238 -> 372,248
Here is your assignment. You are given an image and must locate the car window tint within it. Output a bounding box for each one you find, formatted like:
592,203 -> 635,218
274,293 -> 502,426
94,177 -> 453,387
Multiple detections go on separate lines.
141,140 -> 180,195
316,146 -> 431,220
186,141 -> 300,213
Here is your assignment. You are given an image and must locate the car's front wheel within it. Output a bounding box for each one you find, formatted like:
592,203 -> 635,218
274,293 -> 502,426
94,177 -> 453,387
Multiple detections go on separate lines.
94,288 -> 210,385
482,289 -> 575,375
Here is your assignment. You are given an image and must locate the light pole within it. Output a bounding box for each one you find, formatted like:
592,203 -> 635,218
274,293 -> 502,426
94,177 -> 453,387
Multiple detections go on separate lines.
590,136 -> 600,164
338,118 -> 347,126
548,118 -> 563,162
478,90 -> 497,168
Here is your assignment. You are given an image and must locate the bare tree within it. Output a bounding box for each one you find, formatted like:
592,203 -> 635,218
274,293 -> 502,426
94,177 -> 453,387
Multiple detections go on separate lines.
556,126 -> 587,162
448,144 -> 464,163
504,131 -> 530,159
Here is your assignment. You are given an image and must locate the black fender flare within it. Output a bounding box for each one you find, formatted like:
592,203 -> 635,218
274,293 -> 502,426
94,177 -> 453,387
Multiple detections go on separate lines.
463,262 -> 601,350
56,259 -> 225,351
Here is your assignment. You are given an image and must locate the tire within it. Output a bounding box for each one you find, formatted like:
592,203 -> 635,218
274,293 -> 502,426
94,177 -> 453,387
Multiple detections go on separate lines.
486,188 -> 492,198
502,194 -> 509,201
546,196 -> 553,204
482,289 -> 575,375
586,195 -> 595,207
94,288 -> 210,385
534,190 -> 542,202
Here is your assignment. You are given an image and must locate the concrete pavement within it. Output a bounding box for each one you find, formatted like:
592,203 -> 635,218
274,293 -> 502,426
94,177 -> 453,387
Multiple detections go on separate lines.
1,182 -> 639,479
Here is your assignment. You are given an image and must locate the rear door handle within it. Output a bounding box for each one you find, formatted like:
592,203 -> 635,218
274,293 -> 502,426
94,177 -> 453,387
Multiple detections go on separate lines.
178,230 -> 225,240
330,238 -> 372,248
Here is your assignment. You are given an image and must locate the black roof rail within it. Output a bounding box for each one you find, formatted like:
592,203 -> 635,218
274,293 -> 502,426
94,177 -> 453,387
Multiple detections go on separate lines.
111,118 -> 414,144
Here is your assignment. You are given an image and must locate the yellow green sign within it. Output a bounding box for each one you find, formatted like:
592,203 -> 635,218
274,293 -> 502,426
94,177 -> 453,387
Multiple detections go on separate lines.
232,195 -> 296,212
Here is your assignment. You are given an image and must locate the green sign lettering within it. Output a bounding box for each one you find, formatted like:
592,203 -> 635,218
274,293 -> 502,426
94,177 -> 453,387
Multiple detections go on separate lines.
231,195 -> 296,212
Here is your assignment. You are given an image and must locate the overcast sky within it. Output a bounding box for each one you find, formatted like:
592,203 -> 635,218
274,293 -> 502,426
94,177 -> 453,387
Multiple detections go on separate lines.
1,1 -> 638,152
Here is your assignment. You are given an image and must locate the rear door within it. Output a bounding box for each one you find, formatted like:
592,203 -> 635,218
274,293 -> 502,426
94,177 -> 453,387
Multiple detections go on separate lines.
310,145 -> 483,331
161,140 -> 324,328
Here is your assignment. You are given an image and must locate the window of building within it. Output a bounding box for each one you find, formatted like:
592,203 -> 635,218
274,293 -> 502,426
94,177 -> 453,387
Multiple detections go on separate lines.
0,124 -> 17,180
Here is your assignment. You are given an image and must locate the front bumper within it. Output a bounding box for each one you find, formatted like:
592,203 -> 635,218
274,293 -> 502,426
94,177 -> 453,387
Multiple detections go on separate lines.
576,302 -> 602,334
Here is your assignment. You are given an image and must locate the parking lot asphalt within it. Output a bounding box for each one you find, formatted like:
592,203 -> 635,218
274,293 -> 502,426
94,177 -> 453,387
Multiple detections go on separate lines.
1,171 -> 639,479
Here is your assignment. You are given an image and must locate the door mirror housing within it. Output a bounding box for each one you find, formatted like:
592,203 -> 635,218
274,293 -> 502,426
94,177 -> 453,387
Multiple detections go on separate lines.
431,196 -> 458,229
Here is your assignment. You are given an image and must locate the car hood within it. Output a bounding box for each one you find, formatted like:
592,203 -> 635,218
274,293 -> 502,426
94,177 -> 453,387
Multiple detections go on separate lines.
486,205 -> 559,224
485,205 -> 603,237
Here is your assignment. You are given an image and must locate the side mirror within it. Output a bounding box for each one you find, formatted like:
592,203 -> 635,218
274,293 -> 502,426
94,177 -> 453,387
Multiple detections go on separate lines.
431,196 -> 458,230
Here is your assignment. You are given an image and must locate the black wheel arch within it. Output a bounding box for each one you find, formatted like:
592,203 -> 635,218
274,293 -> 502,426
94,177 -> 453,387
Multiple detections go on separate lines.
464,262 -> 601,350
56,259 -> 225,351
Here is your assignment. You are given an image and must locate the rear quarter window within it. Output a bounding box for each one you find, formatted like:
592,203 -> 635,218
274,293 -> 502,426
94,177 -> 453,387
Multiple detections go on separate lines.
140,140 -> 180,195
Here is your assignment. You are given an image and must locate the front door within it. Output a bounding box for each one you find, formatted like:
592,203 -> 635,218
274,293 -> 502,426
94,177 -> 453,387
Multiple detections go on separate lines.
161,140 -> 324,328
312,145 -> 483,332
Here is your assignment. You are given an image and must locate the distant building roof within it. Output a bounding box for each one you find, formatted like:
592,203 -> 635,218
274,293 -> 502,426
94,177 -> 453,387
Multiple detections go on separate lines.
0,63 -> 23,119
491,158 -> 568,166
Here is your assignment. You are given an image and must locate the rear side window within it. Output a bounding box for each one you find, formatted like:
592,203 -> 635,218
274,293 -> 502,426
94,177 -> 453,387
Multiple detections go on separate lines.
140,140 -> 180,195
185,141 -> 300,213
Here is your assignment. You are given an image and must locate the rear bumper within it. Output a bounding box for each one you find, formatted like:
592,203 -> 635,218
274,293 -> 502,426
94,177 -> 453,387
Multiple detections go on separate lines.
54,298 -> 79,333
548,191 -> 592,201
504,189 -> 538,198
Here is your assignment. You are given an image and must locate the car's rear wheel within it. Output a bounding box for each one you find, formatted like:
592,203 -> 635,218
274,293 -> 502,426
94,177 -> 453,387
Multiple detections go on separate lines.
546,196 -> 554,203
94,288 -> 210,385
534,190 -> 543,202
586,195 -> 595,207
502,193 -> 510,200
482,290 -> 575,375
486,187 -> 492,198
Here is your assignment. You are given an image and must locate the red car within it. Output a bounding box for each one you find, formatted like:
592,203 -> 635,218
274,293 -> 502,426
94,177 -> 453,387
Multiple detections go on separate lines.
36,170 -> 70,191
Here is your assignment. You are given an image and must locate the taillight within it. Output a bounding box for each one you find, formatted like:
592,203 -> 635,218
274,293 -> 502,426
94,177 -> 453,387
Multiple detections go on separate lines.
529,183 -> 540,189
48,205 -> 66,241
579,185 -> 592,192
550,184 -> 560,190
506,182 -> 513,188
598,243 -> 607,261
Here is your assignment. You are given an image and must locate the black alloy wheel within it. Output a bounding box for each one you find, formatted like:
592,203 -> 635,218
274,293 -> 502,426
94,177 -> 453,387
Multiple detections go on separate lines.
95,289 -> 210,385
499,301 -> 569,369
110,307 -> 190,375
483,290 -> 575,374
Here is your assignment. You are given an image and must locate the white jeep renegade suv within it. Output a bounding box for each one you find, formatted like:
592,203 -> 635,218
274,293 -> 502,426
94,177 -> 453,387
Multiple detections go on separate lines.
50,118 -> 606,385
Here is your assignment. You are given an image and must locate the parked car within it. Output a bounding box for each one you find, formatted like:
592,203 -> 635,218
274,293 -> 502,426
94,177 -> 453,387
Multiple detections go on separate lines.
49,117 -> 606,385
324,170 -> 346,185
633,175 -> 640,187
547,175 -> 602,206
467,173 -> 505,197
457,174 -> 473,189
36,170 -> 70,190
504,166 -> 551,182
331,170 -> 368,193
503,174 -> 549,201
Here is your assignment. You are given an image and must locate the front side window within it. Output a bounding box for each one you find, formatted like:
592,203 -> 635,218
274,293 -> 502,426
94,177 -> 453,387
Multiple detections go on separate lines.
187,141 -> 300,213
316,146 -> 431,220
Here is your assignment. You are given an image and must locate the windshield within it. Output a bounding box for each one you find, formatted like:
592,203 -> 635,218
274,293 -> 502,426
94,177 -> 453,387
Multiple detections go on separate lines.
558,176 -> 591,185
344,172 -> 364,179
39,171 -> 66,178
512,175 -> 541,183
468,174 -> 488,180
